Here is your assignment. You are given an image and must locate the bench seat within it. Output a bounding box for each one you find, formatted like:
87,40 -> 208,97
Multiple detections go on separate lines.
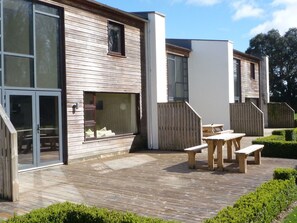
234,144 -> 264,173
184,144 -> 208,169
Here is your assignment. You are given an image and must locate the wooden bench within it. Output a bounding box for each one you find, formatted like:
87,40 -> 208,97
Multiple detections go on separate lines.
234,144 -> 264,173
184,144 -> 208,169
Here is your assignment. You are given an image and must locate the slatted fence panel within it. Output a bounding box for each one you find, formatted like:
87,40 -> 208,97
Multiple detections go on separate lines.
158,102 -> 202,150
268,103 -> 295,128
0,105 -> 18,201
230,102 -> 264,136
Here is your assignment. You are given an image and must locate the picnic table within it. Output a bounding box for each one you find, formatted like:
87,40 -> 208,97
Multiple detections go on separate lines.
203,132 -> 246,171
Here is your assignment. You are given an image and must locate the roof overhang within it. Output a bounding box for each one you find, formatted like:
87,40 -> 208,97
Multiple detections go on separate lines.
166,43 -> 191,57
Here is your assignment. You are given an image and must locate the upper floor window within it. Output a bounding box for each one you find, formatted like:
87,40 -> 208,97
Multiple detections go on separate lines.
167,54 -> 188,102
108,21 -> 125,56
250,63 -> 255,79
3,0 -> 62,89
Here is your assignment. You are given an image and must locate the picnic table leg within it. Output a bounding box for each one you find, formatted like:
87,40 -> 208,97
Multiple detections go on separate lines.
234,137 -> 243,162
207,141 -> 215,170
217,140 -> 224,171
227,140 -> 232,161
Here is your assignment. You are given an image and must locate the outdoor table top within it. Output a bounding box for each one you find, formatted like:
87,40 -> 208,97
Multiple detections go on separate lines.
202,124 -> 224,128
204,133 -> 246,141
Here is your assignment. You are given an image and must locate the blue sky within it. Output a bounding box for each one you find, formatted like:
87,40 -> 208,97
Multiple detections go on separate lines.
96,0 -> 297,52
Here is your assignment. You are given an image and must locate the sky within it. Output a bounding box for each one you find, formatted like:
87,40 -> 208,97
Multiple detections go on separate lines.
96,0 -> 297,52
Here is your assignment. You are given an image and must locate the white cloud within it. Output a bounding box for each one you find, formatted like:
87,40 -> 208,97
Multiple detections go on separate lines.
250,1 -> 297,36
272,0 -> 297,6
170,0 -> 222,6
231,1 -> 264,20
185,0 -> 221,6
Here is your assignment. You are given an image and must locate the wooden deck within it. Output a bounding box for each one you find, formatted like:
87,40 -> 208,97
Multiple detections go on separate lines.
0,136 -> 296,222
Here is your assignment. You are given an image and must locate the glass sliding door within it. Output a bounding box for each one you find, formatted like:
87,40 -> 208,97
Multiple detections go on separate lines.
6,91 -> 62,170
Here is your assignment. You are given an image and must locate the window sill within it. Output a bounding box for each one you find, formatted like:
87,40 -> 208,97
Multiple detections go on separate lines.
83,133 -> 137,144
107,52 -> 126,58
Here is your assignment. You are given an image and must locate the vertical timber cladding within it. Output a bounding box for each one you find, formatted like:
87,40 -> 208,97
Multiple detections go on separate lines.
233,51 -> 261,102
40,0 -> 147,160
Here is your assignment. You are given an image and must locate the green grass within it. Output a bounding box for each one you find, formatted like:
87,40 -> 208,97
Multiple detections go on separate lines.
283,205 -> 297,223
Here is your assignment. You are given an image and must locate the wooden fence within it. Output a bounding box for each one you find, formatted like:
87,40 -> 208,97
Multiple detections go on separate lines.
158,102 -> 202,150
0,105 -> 18,201
230,102 -> 264,136
268,102 -> 295,128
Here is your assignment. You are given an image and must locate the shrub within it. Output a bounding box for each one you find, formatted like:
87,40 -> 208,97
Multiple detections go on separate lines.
252,129 -> 297,159
5,202 -> 177,223
272,130 -> 285,136
204,169 -> 297,223
274,168 -> 297,184
285,129 -> 293,141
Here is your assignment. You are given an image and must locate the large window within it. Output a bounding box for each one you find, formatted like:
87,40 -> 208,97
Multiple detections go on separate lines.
167,54 -> 188,102
84,92 -> 138,140
3,0 -> 62,89
108,21 -> 125,56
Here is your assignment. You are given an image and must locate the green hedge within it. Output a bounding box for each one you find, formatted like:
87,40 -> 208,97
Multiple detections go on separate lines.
204,168 -> 297,223
252,128 -> 297,159
5,202 -> 177,223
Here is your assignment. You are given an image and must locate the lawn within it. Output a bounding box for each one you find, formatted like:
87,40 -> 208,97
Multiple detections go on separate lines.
283,205 -> 297,223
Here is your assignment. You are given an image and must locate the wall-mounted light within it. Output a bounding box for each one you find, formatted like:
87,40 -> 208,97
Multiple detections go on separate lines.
72,103 -> 79,114
73,103 -> 79,109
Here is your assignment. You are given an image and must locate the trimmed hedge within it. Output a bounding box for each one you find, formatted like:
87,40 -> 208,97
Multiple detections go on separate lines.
204,168 -> 297,223
252,128 -> 297,159
5,202 -> 177,223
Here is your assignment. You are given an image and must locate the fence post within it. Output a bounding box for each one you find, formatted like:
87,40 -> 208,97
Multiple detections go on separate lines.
0,105 -> 19,201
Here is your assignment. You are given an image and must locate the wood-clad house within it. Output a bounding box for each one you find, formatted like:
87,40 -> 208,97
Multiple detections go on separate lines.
2,0 -> 150,170
162,39 -> 270,131
233,49 -> 262,105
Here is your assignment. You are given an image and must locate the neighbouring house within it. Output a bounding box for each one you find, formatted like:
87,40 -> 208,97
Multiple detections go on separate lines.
1,0 -> 168,171
164,39 -> 270,130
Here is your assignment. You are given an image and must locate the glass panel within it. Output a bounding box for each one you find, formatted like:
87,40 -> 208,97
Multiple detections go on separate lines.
35,4 -> 59,15
175,57 -> 183,82
9,95 -> 33,167
4,55 -> 33,87
108,22 -> 123,54
39,96 -> 60,163
36,14 -> 60,89
3,0 -> 33,54
175,83 -> 184,99
167,58 -> 175,101
233,59 -> 240,100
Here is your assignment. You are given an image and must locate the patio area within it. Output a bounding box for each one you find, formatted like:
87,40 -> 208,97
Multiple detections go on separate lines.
0,134 -> 296,223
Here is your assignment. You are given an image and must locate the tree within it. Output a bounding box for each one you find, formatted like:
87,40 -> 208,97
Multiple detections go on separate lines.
246,28 -> 297,111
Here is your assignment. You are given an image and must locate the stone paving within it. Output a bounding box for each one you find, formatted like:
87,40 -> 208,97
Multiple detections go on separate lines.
0,130 -> 296,222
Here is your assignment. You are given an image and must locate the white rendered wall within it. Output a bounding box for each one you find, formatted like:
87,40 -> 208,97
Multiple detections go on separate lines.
145,12 -> 166,149
188,40 -> 234,129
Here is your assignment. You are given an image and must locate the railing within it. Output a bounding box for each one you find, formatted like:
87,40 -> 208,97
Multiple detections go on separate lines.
158,102 -> 202,150
0,105 -> 18,201
268,102 -> 295,128
230,102 -> 264,136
